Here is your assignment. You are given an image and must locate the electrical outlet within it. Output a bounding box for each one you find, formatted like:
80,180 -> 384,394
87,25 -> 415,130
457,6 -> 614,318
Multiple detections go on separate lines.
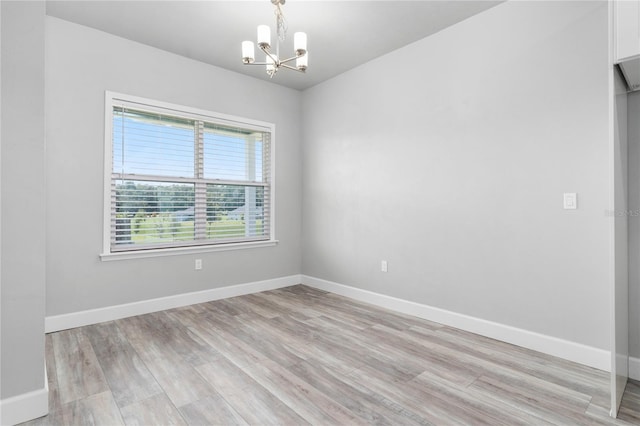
381,260 -> 388,273
195,259 -> 202,270
563,193 -> 577,210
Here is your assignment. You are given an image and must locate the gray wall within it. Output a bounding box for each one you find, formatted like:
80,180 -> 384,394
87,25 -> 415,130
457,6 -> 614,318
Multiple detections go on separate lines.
629,90 -> 640,359
1,1 -> 46,399
45,17 -> 302,316
301,1 -> 611,350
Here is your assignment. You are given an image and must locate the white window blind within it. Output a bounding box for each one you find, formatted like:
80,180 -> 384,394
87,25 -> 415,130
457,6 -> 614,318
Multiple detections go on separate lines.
106,94 -> 273,253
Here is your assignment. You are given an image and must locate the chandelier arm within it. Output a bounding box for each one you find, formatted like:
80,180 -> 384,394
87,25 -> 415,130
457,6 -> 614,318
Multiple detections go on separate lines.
278,55 -> 302,65
260,47 -> 280,64
280,63 -> 305,72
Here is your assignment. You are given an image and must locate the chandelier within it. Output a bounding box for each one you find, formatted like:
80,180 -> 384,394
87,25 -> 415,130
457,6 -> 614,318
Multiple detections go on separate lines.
241,0 -> 308,78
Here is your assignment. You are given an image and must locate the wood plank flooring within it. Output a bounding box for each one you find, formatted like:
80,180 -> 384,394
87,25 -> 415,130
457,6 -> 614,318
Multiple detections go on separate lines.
22,285 -> 640,425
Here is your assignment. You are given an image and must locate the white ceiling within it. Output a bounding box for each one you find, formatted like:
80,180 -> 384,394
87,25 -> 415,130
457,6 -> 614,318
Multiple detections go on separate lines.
46,0 -> 501,91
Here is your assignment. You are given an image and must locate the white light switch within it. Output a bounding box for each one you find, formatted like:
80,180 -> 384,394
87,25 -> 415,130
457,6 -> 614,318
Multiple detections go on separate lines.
381,260 -> 388,273
563,193 -> 577,210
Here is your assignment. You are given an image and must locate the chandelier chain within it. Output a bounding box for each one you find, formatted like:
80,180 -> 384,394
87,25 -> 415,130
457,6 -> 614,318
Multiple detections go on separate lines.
275,2 -> 287,42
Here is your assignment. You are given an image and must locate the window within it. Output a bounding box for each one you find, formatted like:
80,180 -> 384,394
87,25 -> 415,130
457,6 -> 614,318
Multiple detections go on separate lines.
102,92 -> 274,257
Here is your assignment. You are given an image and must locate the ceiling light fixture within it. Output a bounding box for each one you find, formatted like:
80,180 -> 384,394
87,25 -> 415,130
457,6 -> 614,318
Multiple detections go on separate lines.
241,0 -> 308,78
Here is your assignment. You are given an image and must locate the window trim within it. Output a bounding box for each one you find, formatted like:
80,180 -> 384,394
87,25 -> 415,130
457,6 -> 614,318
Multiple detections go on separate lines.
101,91 -> 277,259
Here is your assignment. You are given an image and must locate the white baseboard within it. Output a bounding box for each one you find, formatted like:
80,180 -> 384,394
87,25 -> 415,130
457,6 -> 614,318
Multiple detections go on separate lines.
302,275 -> 611,372
45,274 -> 302,333
629,356 -> 640,381
44,273 -> 612,372
0,365 -> 48,426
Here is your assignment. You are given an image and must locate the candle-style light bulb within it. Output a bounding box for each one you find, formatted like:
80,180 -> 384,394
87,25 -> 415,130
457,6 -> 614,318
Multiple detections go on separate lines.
266,54 -> 278,76
242,41 -> 255,63
294,32 -> 307,56
257,25 -> 271,49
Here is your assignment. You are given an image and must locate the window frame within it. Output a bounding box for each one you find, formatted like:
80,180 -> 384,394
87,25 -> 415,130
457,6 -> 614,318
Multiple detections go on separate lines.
100,91 -> 277,261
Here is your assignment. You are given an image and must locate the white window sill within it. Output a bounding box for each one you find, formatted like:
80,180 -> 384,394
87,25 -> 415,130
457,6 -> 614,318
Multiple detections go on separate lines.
100,240 -> 278,261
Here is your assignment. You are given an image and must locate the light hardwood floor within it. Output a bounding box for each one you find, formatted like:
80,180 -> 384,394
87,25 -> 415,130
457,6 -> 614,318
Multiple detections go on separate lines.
22,285 -> 640,425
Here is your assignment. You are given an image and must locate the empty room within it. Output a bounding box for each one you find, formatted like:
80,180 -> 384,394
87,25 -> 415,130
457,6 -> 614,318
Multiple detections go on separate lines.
2,0 -> 640,424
